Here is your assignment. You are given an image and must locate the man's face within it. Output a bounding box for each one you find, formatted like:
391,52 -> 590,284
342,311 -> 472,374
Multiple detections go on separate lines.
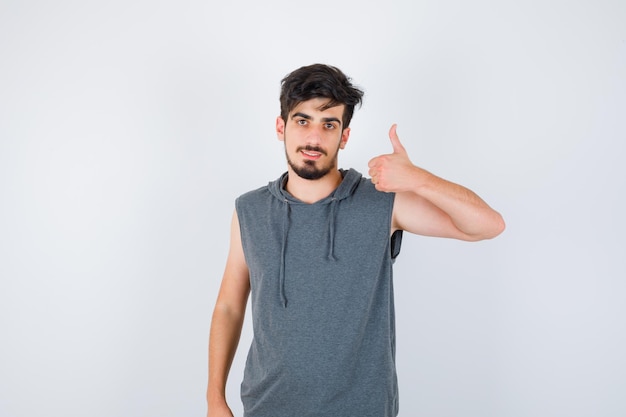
276,98 -> 350,180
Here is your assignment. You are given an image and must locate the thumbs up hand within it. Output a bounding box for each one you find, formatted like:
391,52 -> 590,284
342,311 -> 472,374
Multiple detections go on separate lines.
368,124 -> 419,193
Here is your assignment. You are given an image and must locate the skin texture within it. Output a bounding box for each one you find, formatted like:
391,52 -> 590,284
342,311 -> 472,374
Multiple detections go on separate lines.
277,98 -> 350,203
207,212 -> 249,417
206,98 -> 505,417
370,124 -> 506,240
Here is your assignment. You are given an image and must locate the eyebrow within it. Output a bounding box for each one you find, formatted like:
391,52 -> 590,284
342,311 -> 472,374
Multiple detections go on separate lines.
292,112 -> 341,125
292,112 -> 312,120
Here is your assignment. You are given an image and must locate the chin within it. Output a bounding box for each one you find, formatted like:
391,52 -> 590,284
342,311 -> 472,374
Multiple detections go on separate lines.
292,162 -> 332,180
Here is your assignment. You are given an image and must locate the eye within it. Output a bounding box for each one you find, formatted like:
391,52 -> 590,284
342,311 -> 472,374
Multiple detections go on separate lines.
324,123 -> 336,130
296,119 -> 308,126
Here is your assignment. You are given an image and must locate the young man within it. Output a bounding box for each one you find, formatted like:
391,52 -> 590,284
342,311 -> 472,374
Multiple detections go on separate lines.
207,64 -> 505,417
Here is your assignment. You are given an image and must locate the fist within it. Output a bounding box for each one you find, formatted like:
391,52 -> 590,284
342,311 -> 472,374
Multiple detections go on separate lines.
367,124 -> 416,193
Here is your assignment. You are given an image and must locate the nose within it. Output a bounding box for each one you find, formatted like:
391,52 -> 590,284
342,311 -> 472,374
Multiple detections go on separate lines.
306,124 -> 324,145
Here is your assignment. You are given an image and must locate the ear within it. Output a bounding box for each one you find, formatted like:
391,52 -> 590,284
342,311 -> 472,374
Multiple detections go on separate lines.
276,116 -> 285,141
339,127 -> 351,149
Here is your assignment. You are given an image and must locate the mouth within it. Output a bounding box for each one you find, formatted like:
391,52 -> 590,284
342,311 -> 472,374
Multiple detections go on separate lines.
301,149 -> 323,160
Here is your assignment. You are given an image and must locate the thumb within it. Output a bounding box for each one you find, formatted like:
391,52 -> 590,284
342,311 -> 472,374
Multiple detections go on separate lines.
389,124 -> 406,154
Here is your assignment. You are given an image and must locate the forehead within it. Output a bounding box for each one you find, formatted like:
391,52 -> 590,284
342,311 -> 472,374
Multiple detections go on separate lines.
289,98 -> 345,119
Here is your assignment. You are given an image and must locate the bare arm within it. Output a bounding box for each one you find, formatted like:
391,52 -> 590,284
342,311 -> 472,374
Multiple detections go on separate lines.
207,210 -> 250,417
368,125 -> 505,241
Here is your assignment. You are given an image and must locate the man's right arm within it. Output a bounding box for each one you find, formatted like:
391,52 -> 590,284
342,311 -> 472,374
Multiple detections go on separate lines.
207,210 -> 250,417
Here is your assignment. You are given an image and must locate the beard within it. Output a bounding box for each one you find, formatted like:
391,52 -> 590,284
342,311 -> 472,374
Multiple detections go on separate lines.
286,144 -> 339,180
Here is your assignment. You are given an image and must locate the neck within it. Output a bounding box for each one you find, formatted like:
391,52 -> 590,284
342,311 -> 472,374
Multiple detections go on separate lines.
284,168 -> 343,204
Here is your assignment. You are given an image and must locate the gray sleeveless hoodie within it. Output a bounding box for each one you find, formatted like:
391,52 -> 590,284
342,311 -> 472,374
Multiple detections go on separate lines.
236,168 -> 403,417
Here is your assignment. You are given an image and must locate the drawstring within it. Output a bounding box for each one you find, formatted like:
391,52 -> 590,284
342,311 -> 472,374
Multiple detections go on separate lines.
279,199 -> 290,308
328,198 -> 338,261
279,196 -> 339,308
273,169 -> 358,308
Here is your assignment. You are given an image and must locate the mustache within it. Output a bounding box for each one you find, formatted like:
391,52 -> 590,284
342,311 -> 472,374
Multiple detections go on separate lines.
296,145 -> 327,156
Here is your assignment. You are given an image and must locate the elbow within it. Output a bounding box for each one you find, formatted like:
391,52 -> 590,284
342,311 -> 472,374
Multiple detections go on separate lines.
497,213 -> 506,234
464,212 -> 506,242
481,212 -> 506,240
490,213 -> 506,238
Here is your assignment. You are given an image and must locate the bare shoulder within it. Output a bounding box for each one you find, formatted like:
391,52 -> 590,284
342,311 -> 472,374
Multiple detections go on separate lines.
214,210 -> 250,312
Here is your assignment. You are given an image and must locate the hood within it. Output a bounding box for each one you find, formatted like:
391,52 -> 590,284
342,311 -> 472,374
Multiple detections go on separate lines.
268,168 -> 362,204
268,168 -> 362,307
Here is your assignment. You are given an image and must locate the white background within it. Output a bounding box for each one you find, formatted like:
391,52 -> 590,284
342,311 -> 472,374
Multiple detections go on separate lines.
1,1 -> 624,416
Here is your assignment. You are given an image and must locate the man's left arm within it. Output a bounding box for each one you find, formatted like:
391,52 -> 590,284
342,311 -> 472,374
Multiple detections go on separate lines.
368,124 -> 505,241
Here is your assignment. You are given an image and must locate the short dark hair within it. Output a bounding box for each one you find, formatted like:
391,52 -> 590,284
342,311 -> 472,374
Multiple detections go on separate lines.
279,64 -> 364,128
